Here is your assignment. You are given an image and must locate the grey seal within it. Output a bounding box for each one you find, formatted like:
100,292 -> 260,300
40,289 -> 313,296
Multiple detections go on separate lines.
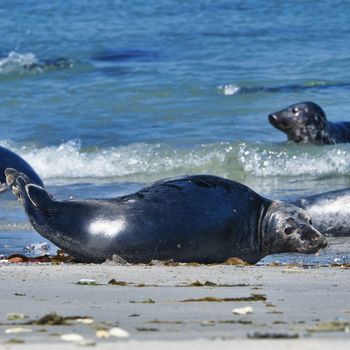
291,188 -> 350,236
5,169 -> 327,264
0,146 -> 43,193
269,101 -> 350,144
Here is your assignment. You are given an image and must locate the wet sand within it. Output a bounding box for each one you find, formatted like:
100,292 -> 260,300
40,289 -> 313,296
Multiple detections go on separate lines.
0,263 -> 349,348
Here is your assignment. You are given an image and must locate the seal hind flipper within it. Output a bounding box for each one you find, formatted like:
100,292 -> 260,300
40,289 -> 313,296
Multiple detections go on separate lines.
1,147 -> 44,190
5,168 -> 19,187
5,168 -> 53,212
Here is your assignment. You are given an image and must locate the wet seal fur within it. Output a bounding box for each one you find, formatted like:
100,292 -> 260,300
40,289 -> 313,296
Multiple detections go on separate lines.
291,188 -> 350,236
5,169 -> 327,264
0,146 -> 43,193
269,101 -> 350,144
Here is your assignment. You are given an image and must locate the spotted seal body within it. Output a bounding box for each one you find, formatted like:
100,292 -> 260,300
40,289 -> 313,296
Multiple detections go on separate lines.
0,146 -> 43,193
269,101 -> 350,144
291,188 -> 350,236
5,169 -> 326,264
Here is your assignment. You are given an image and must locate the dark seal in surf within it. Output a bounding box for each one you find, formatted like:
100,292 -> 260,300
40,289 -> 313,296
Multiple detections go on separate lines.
269,101 -> 350,144
6,169 -> 326,264
0,146 -> 43,193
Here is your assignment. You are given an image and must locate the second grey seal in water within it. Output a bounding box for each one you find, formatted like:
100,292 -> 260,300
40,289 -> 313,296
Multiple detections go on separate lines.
5,169 -> 326,264
291,188 -> 350,236
269,101 -> 350,144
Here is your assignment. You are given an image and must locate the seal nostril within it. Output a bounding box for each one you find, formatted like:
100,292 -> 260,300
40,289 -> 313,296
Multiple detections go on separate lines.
268,114 -> 278,123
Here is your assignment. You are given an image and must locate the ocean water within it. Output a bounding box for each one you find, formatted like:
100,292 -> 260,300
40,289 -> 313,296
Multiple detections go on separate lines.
1,0 -> 350,263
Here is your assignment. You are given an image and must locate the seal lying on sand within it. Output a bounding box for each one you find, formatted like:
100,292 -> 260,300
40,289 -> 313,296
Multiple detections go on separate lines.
5,169 -> 327,264
291,188 -> 350,236
0,146 -> 43,193
269,101 -> 350,144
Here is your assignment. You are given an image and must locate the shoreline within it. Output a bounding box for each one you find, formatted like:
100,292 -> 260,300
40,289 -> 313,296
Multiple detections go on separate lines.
0,264 -> 349,348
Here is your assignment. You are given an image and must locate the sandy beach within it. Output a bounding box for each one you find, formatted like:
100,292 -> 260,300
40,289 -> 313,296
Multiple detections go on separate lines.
0,263 -> 349,349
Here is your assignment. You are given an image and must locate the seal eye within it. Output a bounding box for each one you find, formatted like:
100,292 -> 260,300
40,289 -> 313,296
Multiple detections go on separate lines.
292,107 -> 299,114
284,227 -> 294,235
309,219 -> 313,225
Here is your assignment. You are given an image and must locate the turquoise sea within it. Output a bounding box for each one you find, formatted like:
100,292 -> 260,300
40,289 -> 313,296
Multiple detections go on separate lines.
1,0 -> 350,263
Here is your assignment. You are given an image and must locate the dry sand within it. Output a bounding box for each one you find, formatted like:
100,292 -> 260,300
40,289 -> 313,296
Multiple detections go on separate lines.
0,263 -> 349,349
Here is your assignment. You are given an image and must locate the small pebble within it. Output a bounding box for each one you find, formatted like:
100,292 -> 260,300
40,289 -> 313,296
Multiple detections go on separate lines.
5,328 -> 32,334
75,318 -> 94,325
96,329 -> 110,338
77,279 -> 97,285
109,327 -> 130,338
61,333 -> 84,342
232,306 -> 253,315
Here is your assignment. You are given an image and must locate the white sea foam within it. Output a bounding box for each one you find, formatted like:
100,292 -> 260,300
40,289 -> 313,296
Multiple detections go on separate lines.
238,143 -> 350,177
3,140 -> 350,183
2,140 -> 228,183
0,51 -> 39,74
217,84 -> 241,95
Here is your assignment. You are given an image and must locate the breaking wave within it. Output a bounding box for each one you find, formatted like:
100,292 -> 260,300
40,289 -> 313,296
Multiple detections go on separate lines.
2,140 -> 350,184
217,81 -> 350,96
0,51 -> 38,73
0,51 -> 75,74
237,143 -> 350,177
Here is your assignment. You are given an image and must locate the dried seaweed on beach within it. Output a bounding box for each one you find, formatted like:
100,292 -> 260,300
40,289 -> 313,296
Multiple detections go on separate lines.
247,331 -> 299,339
27,313 -> 93,326
181,294 -> 266,302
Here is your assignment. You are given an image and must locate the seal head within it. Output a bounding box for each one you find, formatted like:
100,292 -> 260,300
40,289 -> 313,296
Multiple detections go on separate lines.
261,201 -> 327,256
269,101 -> 330,143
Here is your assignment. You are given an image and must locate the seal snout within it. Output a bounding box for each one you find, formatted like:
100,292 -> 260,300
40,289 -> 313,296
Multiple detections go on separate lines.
268,113 -> 279,126
268,113 -> 292,131
268,113 -> 295,132
298,225 -> 327,253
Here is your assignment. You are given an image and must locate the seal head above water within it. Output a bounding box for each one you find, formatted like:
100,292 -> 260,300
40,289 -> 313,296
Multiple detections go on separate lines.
5,169 -> 327,264
269,101 -> 350,144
